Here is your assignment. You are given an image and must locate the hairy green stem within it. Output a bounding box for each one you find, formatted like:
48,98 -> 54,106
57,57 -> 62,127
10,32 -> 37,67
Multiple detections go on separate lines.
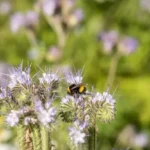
44,15 -> 67,49
41,126 -> 51,150
106,51 -> 121,87
17,124 -> 26,150
25,29 -> 38,47
88,127 -> 97,150
31,124 -> 42,150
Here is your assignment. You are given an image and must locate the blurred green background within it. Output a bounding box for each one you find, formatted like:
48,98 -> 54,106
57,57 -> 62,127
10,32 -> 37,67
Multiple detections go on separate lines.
0,0 -> 150,150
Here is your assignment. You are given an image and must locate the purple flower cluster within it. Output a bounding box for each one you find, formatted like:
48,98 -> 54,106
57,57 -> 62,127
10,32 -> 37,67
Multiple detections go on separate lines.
0,64 -> 59,127
0,65 -> 117,147
98,30 -> 138,55
10,11 -> 39,33
60,70 -> 116,146
35,0 -> 84,28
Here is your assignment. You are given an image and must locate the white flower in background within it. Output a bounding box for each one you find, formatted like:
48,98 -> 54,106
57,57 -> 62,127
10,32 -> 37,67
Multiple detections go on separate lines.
140,0 -> 150,12
98,30 -> 118,53
0,1 -> 11,15
6,110 -> 20,126
46,46 -> 62,62
39,72 -> 59,84
10,12 -> 25,33
133,133 -> 149,148
28,47 -> 39,60
68,9 -> 84,27
118,37 -> 138,55
42,0 -> 57,16
25,11 -> 39,27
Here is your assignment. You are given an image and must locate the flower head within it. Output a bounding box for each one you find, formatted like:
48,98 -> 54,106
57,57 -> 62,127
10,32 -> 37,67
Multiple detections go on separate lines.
8,64 -> 31,89
118,37 -> 138,55
92,92 -> 116,123
66,70 -> 83,84
42,0 -> 58,16
6,110 -> 20,126
140,0 -> 150,12
46,46 -> 62,62
10,12 -> 25,33
25,11 -> 39,28
98,30 -> 119,53
36,100 -> 57,125
68,9 -> 84,27
69,125 -> 86,146
39,72 -> 59,84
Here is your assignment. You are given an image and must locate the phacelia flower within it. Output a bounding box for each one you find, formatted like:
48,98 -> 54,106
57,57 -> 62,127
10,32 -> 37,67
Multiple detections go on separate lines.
39,72 -> 59,84
42,0 -> 57,16
66,70 -> 83,84
37,101 -> 57,125
10,11 -> 39,33
140,0 -> 150,12
98,30 -> 119,53
8,64 -> 31,89
6,110 -> 20,126
0,88 -> 7,99
25,11 -> 39,28
69,125 -> 86,146
68,9 -> 84,27
10,12 -> 25,33
46,46 -> 62,62
118,37 -> 138,55
92,92 -> 116,123
28,47 -> 39,60
133,133 -> 149,148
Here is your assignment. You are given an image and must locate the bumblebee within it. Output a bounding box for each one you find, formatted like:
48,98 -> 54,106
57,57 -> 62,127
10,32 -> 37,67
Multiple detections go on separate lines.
67,83 -> 86,95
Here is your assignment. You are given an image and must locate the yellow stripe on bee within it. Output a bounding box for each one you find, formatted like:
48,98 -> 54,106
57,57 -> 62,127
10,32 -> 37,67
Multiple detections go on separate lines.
67,87 -> 71,93
79,86 -> 85,93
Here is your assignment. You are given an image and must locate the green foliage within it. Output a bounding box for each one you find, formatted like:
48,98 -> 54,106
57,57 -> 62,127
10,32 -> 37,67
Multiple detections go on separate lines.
0,0 -> 150,149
